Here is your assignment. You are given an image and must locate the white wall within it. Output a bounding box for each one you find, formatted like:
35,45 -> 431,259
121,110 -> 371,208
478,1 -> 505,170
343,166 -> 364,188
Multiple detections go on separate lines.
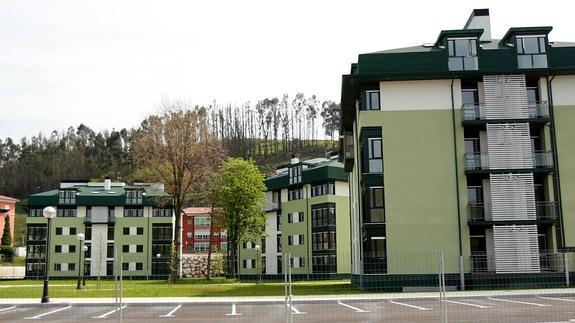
380,79 -> 462,111
551,76 -> 575,106
335,181 -> 349,197
265,212 -> 278,274
90,224 -> 108,277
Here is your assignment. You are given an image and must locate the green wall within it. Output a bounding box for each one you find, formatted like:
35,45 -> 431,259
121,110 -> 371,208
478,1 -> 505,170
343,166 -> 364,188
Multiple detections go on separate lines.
553,105 -> 575,248
359,109 -> 470,274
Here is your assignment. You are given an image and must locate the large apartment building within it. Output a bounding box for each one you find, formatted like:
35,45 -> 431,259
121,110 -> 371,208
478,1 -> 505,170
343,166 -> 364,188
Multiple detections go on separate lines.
25,179 -> 174,279
238,156 -> 350,277
340,9 -> 575,289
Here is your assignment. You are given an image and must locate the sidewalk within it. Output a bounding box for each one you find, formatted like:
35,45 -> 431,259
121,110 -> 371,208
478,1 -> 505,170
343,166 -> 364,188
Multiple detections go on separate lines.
1,287 -> 574,305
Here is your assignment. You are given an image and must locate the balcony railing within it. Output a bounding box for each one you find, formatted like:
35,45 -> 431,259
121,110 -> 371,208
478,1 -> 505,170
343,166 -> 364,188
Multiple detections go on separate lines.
464,151 -> 554,170
462,101 -> 549,121
263,201 -> 280,212
470,253 -> 564,273
467,201 -> 558,222
85,214 -> 116,224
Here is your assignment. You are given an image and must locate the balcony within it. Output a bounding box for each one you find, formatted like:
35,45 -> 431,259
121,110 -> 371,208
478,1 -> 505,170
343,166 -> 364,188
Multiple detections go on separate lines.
462,102 -> 549,123
264,201 -> 280,212
464,151 -> 554,172
85,214 -> 116,224
467,201 -> 558,223
470,253 -> 564,273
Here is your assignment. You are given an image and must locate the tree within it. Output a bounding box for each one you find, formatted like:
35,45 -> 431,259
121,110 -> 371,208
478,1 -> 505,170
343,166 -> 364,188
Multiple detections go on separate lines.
132,99 -> 225,280
1,215 -> 11,246
321,101 -> 341,147
214,158 -> 266,277
206,177 -> 225,280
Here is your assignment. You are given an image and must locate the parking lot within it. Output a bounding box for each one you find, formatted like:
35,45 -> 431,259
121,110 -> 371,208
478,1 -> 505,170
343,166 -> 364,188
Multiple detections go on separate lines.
1,295 -> 575,322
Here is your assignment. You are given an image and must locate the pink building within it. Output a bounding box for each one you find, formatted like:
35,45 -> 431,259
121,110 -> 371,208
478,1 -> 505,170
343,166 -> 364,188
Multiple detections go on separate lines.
182,207 -> 227,254
0,195 -> 20,246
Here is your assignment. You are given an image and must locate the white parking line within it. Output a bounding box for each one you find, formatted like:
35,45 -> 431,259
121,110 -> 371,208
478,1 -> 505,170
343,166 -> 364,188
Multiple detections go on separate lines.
160,304 -> 182,318
93,305 -> 127,319
225,304 -> 242,316
0,306 -> 16,313
487,297 -> 550,307
337,301 -> 370,313
24,306 -> 72,320
444,299 -> 493,309
286,303 -> 307,315
537,296 -> 575,303
388,300 -> 432,311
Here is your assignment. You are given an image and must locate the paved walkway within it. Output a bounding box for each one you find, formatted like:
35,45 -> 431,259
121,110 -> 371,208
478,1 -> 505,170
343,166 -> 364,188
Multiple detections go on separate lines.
1,287 -> 574,305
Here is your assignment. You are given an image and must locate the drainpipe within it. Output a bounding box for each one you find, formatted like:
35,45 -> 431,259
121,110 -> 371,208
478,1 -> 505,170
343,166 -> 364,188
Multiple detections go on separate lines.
450,78 -> 464,290
546,75 -> 566,249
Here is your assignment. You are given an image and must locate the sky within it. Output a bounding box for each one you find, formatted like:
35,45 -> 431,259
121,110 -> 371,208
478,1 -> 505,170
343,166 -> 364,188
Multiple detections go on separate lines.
1,0 -> 573,140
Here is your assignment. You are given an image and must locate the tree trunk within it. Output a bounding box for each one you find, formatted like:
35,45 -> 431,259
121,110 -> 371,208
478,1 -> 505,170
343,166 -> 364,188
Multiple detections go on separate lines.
206,207 -> 216,280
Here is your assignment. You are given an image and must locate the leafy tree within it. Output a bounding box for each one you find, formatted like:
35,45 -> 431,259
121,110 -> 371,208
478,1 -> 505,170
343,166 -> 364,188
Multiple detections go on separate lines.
321,101 -> 341,146
214,158 -> 266,277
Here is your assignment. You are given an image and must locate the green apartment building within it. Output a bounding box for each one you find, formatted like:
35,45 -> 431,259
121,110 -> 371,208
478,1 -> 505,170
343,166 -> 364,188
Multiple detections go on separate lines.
238,156 -> 350,277
340,9 -> 575,289
25,179 -> 174,279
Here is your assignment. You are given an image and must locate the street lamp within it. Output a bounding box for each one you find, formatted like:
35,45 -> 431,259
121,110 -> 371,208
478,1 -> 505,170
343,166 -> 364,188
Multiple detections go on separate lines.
255,244 -> 261,284
156,253 -> 161,278
41,206 -> 56,303
82,245 -> 88,286
76,233 -> 85,289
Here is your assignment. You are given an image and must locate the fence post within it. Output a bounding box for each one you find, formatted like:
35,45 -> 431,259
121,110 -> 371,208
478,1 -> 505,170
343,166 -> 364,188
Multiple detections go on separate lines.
565,253 -> 570,287
119,255 -> 123,323
288,252 -> 293,323
284,253 -> 288,323
438,250 -> 447,323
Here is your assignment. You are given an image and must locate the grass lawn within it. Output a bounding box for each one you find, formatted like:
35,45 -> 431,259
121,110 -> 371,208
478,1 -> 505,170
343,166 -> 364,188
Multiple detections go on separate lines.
0,279 -> 365,298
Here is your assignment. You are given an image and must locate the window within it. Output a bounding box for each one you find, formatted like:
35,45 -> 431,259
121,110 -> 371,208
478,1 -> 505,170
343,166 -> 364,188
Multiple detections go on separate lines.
186,232 -> 192,238
363,90 -> 380,110
54,263 -> 62,271
70,227 -> 77,235
194,242 -> 210,252
194,217 -> 210,226
137,227 -> 144,235
123,245 -> 129,253
448,38 -> 478,71
136,262 -> 143,270
299,234 -> 304,245
277,234 -> 282,252
107,243 -> 114,258
298,212 -> 304,222
69,263 -> 76,271
85,225 -> 92,240
289,165 -> 302,184
186,219 -> 194,225
59,190 -> 76,204
55,245 -> 62,253
195,233 -> 210,240
152,224 -> 172,240
126,190 -> 143,204
276,213 -> 282,231
311,204 -> 336,227
311,230 -> 337,251
107,226 -> 114,240
123,227 -> 130,235
26,245 -> 46,259
366,186 -> 385,223
152,243 -> 171,257
312,254 -> 337,273
288,235 -> 293,245
28,209 -> 43,217
122,262 -> 129,271
57,208 -> 76,217
69,245 -> 76,253
311,182 -> 335,197
288,213 -> 293,223
109,207 -> 115,219
367,138 -> 383,173
288,187 -> 303,201
27,226 -> 47,241
517,36 -> 547,68
153,208 -> 172,217
56,227 -> 63,235
124,208 -> 143,217
107,260 -> 114,276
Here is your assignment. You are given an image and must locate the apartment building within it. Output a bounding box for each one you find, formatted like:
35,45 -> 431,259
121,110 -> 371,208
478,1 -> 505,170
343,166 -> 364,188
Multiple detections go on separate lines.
182,207 -> 227,254
238,155 -> 350,276
25,179 -> 174,278
340,9 -> 575,289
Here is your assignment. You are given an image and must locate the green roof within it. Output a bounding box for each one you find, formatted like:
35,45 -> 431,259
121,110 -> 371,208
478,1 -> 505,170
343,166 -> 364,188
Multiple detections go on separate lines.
264,158 -> 348,191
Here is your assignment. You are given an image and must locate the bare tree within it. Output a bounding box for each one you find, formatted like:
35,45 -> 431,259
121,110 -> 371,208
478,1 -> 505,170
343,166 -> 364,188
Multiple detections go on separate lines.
132,99 -> 225,280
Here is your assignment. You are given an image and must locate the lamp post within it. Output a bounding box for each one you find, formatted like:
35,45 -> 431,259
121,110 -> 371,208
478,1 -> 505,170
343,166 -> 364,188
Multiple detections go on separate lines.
41,206 -> 56,303
156,253 -> 161,278
76,233 -> 85,289
255,244 -> 261,284
82,245 -> 88,286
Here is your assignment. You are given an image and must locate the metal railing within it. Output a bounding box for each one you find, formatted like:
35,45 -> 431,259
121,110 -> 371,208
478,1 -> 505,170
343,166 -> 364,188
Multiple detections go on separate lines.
464,150 -> 554,170
462,101 -> 549,121
470,253 -> 565,273
468,201 -> 558,222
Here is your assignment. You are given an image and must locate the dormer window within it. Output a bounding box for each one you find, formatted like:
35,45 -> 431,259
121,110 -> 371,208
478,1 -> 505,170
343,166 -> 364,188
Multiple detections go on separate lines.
448,38 -> 478,71
126,190 -> 143,204
59,190 -> 76,204
517,35 -> 547,68
289,165 -> 302,185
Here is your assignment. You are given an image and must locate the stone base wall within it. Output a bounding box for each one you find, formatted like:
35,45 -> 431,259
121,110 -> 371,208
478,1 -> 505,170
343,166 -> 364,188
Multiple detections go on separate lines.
182,253 -> 225,278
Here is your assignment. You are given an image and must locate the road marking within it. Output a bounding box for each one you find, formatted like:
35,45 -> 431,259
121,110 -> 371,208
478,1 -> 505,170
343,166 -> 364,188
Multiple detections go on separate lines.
225,304 -> 242,316
337,301 -> 370,313
286,303 -> 307,315
537,296 -> 575,303
0,306 -> 16,313
93,305 -> 127,319
160,304 -> 182,318
444,299 -> 493,309
24,306 -> 72,320
488,297 -> 550,307
388,300 -> 432,311
536,319 -> 575,323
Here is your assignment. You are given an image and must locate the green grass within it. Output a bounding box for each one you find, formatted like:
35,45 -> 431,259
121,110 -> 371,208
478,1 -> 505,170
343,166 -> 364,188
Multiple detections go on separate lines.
0,279 -> 365,298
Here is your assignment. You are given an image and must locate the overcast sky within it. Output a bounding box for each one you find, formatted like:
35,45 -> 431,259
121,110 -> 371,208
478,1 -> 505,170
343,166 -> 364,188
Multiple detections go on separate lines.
1,1 -> 573,140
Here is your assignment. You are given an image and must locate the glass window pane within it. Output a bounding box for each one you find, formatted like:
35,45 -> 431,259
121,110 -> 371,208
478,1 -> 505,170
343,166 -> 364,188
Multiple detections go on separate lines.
454,39 -> 469,56
448,57 -> 463,71
522,37 -> 539,54
463,56 -> 478,70
532,54 -> 548,68
369,160 -> 382,173
538,37 -> 546,53
470,39 -> 477,55
518,55 -> 532,68
370,139 -> 382,158
370,208 -> 385,222
448,40 -> 454,56
369,92 -> 380,110
516,38 -> 523,54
